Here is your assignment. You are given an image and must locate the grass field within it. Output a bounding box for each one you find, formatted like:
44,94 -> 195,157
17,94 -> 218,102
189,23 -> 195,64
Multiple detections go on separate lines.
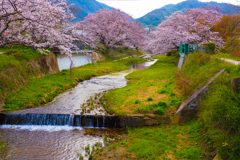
94,120 -> 210,160
101,55 -> 180,115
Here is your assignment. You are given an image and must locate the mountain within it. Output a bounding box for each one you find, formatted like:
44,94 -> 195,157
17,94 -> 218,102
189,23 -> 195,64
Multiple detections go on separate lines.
68,0 -> 112,22
137,0 -> 239,26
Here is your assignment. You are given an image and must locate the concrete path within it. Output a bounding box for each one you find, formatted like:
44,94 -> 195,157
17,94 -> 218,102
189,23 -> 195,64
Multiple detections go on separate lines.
219,58 -> 240,65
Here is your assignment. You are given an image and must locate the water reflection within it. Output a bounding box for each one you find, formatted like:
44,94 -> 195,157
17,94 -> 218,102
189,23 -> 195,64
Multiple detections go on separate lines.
57,54 -> 92,71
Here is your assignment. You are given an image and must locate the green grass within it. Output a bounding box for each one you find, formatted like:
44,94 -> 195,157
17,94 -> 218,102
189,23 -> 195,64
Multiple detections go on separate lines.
94,121 -> 208,160
214,53 -> 240,61
199,72 -> 240,160
97,48 -> 144,61
0,137 -> 6,155
128,121 -> 205,160
3,58 -> 145,111
0,45 -> 42,70
117,57 -> 147,65
175,53 -> 234,98
96,53 -> 240,159
102,55 -> 180,115
0,45 -> 45,102
175,52 -> 240,159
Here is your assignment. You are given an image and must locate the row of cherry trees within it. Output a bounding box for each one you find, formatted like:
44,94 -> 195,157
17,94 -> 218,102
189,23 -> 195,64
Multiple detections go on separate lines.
146,8 -> 224,54
76,8 -> 226,55
0,0 -> 229,57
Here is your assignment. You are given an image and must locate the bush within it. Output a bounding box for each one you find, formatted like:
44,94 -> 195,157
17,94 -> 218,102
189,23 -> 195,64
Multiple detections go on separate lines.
219,47 -> 228,53
134,99 -> 141,104
136,101 -> 168,115
155,107 -> 166,115
147,97 -> 153,101
169,98 -> 181,107
202,43 -> 216,54
157,88 -> 168,94
157,101 -> 168,109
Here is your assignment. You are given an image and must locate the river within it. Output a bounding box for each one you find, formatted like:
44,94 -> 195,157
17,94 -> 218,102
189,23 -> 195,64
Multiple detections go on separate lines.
57,54 -> 92,71
0,59 -> 157,160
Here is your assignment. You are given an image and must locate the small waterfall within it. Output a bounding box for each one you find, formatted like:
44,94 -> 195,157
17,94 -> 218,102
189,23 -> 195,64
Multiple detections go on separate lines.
0,113 -> 120,128
69,114 -> 75,126
97,115 -> 99,128
2,113 -> 70,126
102,116 -> 105,128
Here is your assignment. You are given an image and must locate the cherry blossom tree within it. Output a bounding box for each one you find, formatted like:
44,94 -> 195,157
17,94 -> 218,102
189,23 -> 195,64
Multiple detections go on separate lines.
147,8 -> 223,54
0,0 -> 81,61
74,9 -> 146,50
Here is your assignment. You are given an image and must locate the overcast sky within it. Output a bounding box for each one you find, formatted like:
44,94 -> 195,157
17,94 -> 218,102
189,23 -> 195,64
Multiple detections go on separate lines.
97,0 -> 239,18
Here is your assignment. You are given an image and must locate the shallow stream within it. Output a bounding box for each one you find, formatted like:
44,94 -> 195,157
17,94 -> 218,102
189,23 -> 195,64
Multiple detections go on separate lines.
0,59 -> 157,160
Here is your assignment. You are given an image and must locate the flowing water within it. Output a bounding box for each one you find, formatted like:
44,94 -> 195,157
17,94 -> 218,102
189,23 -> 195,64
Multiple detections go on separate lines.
0,59 -> 157,160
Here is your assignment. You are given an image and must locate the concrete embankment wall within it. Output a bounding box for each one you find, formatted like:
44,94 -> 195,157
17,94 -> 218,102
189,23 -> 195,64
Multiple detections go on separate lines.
0,52 -> 59,109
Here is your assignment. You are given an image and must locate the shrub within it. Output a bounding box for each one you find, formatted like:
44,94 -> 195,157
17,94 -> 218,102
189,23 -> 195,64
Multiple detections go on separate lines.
157,88 -> 168,94
219,47 -> 228,53
147,97 -> 153,101
169,98 -> 181,107
157,101 -> 168,109
155,107 -> 166,115
202,43 -> 216,54
134,99 -> 141,104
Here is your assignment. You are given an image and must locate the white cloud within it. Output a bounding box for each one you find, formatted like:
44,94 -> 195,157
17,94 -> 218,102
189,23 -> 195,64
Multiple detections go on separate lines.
97,0 -> 239,18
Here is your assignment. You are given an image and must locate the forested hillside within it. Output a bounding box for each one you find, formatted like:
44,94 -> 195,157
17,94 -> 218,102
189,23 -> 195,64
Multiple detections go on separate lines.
137,0 -> 238,26
68,0 -> 112,22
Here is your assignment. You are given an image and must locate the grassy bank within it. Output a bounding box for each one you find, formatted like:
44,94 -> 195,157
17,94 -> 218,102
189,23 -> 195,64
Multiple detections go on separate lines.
97,47 -> 144,61
175,53 -> 234,98
0,45 -> 43,70
175,53 -> 240,159
199,69 -> 240,159
101,55 -> 180,115
2,57 -> 146,111
94,120 -> 211,160
97,53 -> 240,159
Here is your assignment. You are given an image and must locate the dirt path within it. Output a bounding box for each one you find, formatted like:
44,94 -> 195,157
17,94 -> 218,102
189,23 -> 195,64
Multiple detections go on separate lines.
219,58 -> 240,65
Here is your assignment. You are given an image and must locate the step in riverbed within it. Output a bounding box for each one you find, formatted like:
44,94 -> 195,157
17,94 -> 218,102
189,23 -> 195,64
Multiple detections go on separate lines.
0,113 -> 120,128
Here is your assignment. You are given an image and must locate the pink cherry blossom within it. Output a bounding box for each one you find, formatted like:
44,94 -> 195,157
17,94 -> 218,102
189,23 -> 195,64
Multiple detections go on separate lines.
147,8 -> 223,54
74,9 -> 147,50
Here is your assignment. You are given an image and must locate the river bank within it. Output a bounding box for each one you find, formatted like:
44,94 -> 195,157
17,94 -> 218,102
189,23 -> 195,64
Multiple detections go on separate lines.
1,46 -> 147,112
93,53 -> 240,159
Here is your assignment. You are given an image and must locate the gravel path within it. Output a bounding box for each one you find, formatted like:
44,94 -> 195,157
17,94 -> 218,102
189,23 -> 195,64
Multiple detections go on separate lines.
219,58 -> 240,65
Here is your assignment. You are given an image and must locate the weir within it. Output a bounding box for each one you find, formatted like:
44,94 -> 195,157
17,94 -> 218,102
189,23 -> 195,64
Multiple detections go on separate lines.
0,113 -> 120,128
